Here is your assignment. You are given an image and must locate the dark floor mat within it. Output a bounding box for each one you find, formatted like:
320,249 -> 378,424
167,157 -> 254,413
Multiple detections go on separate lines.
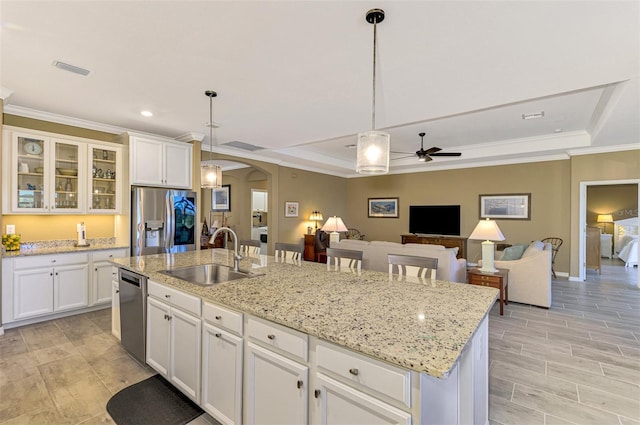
106,375 -> 204,425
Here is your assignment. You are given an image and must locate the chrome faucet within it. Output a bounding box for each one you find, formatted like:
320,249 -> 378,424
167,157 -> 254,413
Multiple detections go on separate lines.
210,226 -> 243,271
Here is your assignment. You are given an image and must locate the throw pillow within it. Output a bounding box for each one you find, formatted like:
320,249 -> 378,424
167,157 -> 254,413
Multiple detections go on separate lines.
522,240 -> 545,258
446,247 -> 459,256
500,244 -> 527,261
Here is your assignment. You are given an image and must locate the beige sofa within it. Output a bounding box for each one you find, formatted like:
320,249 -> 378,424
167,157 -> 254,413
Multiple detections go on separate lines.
479,241 -> 552,308
334,239 -> 467,283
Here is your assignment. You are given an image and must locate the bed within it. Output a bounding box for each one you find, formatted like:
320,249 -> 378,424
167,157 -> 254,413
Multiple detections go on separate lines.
618,236 -> 638,267
614,217 -> 639,268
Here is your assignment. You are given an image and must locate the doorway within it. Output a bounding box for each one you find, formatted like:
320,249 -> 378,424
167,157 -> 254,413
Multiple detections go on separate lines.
579,179 -> 639,287
251,189 -> 268,254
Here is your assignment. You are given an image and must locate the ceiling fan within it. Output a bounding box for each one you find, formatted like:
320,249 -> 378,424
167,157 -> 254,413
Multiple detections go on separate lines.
392,132 -> 462,162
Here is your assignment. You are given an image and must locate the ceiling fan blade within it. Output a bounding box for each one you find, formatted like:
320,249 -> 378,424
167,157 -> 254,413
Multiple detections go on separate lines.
429,152 -> 462,157
425,147 -> 442,155
390,151 -> 414,155
390,154 -> 415,160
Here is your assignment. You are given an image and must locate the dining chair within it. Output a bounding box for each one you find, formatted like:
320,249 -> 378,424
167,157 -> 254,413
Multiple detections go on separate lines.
274,242 -> 303,262
326,248 -> 363,271
388,254 -> 438,279
239,239 -> 261,257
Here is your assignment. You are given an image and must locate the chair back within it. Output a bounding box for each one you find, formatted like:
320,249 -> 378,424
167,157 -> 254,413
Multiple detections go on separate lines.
388,254 -> 438,279
240,239 -> 261,257
274,242 -> 303,261
541,237 -> 563,278
326,248 -> 363,271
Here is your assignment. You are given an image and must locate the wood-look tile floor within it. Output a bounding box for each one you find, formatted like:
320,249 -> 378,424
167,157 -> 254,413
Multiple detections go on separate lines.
0,260 -> 637,424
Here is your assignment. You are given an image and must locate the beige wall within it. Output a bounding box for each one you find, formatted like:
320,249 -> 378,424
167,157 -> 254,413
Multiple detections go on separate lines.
346,161 -> 572,269
570,151 -> 640,276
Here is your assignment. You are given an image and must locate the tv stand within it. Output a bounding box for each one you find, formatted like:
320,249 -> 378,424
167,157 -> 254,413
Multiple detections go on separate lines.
401,234 -> 467,259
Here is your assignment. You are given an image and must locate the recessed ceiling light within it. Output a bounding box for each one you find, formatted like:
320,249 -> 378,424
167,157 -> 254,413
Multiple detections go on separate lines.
522,111 -> 545,120
140,110 -> 153,117
52,60 -> 90,76
554,128 -> 563,133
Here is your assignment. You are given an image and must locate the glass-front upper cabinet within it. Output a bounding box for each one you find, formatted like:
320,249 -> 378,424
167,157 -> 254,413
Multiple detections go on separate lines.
88,144 -> 122,213
4,131 -> 85,214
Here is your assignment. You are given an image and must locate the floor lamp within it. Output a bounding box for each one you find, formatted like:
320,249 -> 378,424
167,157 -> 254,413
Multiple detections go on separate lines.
469,218 -> 506,273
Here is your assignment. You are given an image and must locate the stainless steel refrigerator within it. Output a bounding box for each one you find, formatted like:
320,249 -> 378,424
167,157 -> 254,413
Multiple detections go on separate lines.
131,187 -> 197,256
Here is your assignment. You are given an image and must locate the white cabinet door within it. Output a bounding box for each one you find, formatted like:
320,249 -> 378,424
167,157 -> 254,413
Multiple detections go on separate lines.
245,342 -> 308,425
147,297 -> 171,376
164,142 -> 192,188
131,137 -> 164,186
92,261 -> 113,305
13,268 -> 53,319
202,323 -> 243,425
112,279 -> 121,340
314,374 -> 411,425
170,307 -> 201,403
54,264 -> 89,312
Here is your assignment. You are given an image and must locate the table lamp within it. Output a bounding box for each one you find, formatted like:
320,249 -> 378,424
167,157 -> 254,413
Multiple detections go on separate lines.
321,216 -> 348,246
309,211 -> 324,232
596,214 -> 613,234
469,218 -> 505,273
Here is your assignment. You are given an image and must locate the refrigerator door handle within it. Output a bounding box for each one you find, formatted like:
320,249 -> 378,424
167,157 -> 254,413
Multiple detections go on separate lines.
165,192 -> 174,252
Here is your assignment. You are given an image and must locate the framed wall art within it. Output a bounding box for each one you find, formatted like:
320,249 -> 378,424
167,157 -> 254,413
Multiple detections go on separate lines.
368,197 -> 399,218
479,193 -> 530,220
285,201 -> 299,217
211,184 -> 231,212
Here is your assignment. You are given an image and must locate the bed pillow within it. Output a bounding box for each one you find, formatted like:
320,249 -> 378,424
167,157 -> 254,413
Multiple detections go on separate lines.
500,244 -> 527,261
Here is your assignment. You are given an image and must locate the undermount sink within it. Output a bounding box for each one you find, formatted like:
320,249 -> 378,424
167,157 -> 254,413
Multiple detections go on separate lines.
159,263 -> 262,286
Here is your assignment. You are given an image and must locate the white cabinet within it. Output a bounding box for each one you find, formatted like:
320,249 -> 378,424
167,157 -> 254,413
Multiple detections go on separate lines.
88,144 -> 123,213
312,339 -> 412,425
245,342 -> 308,425
202,302 -> 244,425
251,190 -> 268,212
112,278 -> 121,340
91,249 -> 128,306
130,135 -> 192,188
2,130 -> 86,214
244,316 -> 309,425
10,253 -> 89,321
147,280 -> 201,403
601,233 -> 613,259
314,374 -> 411,425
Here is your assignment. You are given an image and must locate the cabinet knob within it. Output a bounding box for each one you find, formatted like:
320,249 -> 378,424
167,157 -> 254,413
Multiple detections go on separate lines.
50,272 -> 53,276
349,368 -> 359,376
297,380 -> 303,389
267,334 -> 276,340
51,259 -> 56,263
165,294 -> 171,298
314,389 -> 321,398
115,289 -> 119,294
215,333 -> 222,338
215,315 -> 222,320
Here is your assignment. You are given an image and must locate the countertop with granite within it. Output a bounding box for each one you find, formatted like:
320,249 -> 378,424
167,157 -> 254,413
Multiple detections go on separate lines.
112,249 -> 498,379
2,238 -> 129,258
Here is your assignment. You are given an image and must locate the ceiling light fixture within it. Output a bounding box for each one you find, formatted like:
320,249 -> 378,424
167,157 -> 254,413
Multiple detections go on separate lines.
140,110 -> 153,117
356,8 -> 390,175
200,90 -> 222,189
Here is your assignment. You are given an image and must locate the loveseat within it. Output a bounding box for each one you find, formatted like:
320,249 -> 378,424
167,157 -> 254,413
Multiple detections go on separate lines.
479,241 -> 552,308
334,239 -> 467,283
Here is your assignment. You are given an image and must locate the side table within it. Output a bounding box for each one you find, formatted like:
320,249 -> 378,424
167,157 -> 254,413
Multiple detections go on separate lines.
467,268 -> 509,315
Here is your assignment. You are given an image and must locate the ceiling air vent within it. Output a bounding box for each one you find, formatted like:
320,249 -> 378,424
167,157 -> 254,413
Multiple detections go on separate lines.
222,141 -> 264,151
52,60 -> 91,76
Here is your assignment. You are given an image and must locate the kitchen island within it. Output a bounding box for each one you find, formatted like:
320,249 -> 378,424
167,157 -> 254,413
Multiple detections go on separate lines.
113,249 -> 498,424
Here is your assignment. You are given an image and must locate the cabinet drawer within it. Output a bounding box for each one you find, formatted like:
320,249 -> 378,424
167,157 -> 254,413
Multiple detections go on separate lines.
316,340 -> 411,408
148,280 -> 201,316
469,274 -> 500,285
203,302 -> 243,336
92,248 -> 128,262
14,252 -> 89,269
247,316 -> 308,362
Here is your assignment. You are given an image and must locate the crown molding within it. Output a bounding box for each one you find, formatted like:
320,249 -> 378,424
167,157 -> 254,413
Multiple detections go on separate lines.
3,105 -> 127,135
176,132 -> 204,143
0,87 -> 14,101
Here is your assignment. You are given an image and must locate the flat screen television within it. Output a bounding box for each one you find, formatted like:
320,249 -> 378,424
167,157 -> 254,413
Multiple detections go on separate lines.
409,205 -> 461,236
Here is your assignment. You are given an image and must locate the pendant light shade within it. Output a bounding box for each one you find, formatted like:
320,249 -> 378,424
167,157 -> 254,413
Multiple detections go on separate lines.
356,130 -> 390,174
356,8 -> 389,175
201,90 -> 222,189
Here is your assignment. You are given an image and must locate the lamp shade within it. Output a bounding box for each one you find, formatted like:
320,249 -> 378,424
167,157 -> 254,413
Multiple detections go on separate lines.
309,211 -> 324,222
321,216 -> 348,232
356,131 -> 390,174
596,214 -> 613,223
469,218 -> 506,242
201,163 -> 222,189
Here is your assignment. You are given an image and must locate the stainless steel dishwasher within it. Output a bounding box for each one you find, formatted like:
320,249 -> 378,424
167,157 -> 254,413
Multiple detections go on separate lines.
118,268 -> 147,365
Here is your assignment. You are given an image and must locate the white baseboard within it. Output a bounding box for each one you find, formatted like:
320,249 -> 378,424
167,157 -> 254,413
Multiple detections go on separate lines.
0,326 -> 4,336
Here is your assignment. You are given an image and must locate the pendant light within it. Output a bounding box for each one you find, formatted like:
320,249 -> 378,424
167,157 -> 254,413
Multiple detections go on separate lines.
201,90 -> 222,189
356,8 -> 390,175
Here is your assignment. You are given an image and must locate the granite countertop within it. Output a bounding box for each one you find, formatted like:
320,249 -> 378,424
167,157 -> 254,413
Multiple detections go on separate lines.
2,238 -> 129,258
112,249 -> 498,378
